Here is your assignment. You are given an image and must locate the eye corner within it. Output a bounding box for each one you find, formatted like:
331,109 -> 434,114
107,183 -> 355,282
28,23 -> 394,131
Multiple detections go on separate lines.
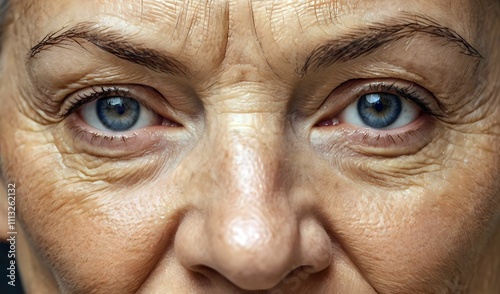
315,118 -> 340,127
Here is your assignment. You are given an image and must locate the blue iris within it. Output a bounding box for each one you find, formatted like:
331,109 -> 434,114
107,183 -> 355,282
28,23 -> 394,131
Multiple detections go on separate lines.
96,97 -> 140,131
357,93 -> 402,128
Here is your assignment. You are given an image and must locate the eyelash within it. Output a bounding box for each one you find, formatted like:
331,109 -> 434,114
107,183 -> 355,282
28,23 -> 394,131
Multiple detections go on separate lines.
62,86 -> 135,118
359,82 -> 434,116
62,86 -> 161,148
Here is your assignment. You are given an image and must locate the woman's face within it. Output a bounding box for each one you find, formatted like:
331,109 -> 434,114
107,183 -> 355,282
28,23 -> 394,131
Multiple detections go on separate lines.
0,0 -> 498,293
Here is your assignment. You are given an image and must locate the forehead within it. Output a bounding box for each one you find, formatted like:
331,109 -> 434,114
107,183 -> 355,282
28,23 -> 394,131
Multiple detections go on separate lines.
22,0 -> 479,40
16,0 -> 481,82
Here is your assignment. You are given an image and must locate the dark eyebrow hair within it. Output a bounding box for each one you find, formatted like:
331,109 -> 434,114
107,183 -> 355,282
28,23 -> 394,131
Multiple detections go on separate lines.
28,22 -> 187,76
298,15 -> 482,77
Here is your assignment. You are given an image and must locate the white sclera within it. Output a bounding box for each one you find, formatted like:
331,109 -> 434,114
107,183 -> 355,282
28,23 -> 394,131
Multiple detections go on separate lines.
79,98 -> 161,132
339,94 -> 421,130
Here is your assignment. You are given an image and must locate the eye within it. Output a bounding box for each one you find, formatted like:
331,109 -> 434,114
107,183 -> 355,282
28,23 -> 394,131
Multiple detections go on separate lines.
312,80 -> 437,155
338,92 -> 421,129
79,96 -> 163,132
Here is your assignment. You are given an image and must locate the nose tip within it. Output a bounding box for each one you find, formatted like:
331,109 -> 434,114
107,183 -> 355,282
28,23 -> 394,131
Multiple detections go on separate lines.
175,211 -> 331,290
207,217 -> 297,290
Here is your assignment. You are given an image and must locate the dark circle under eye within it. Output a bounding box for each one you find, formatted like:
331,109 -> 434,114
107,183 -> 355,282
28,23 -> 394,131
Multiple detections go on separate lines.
96,97 -> 140,131
357,93 -> 402,128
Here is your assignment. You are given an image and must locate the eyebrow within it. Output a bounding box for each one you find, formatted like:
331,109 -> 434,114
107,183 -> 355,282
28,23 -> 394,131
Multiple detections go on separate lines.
29,15 -> 481,79
28,22 -> 187,76
298,14 -> 482,77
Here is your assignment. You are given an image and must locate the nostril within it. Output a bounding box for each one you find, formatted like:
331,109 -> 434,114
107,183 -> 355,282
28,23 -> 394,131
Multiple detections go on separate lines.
285,265 -> 319,281
191,263 -> 294,290
189,264 -> 286,290
184,265 -> 215,288
189,264 -> 210,274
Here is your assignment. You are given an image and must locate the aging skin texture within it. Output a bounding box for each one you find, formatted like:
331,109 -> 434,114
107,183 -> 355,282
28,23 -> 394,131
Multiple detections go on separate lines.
0,0 -> 499,293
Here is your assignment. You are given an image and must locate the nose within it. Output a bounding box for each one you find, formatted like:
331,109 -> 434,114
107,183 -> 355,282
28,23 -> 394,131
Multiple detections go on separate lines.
174,128 -> 331,290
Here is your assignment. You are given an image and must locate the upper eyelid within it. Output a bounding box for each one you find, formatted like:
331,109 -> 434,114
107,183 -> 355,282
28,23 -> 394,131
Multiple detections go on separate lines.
316,79 -> 441,121
59,84 -> 197,129
367,82 -> 438,114
365,83 -> 434,115
61,86 -> 169,123
61,87 -> 132,119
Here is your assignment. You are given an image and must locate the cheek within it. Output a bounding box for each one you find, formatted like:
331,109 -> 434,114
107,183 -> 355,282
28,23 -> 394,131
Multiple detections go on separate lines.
0,96 -> 183,290
10,147 -> 180,291
339,161 -> 499,293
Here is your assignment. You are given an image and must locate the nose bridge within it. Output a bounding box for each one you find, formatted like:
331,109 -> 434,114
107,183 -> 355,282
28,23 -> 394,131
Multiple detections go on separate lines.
209,122 -> 292,238
206,118 -> 293,241
220,125 -> 282,206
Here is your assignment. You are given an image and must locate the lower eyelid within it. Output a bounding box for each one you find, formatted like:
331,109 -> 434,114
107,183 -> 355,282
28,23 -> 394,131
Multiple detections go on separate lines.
63,115 -> 174,158
311,115 -> 435,157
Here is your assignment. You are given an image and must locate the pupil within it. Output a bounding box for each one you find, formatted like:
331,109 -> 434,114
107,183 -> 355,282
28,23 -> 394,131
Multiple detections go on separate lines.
373,100 -> 385,112
116,104 -> 126,115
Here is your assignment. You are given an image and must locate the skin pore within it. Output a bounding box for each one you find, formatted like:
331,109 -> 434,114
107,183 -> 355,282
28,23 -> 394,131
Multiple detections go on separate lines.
0,0 -> 499,293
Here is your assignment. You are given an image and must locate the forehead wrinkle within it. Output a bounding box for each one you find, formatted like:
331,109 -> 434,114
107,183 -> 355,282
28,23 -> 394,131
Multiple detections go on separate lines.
305,0 -> 358,26
265,0 -> 355,28
24,0 -> 216,46
131,0 -> 214,44
142,0 -> 228,73
261,0 -> 355,72
186,0 -> 228,76
137,0 -> 180,25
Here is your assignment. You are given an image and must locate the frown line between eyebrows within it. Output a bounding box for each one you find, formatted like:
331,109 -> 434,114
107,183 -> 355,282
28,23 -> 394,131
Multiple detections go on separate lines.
27,22 -> 188,76
298,14 -> 483,77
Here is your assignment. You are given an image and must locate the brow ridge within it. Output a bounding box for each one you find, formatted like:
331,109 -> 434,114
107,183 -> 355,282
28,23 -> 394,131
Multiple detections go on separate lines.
298,14 -> 482,77
28,22 -> 187,76
28,16 -> 482,79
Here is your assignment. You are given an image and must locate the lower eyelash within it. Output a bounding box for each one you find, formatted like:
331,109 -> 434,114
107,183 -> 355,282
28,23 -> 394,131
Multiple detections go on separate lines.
361,131 -> 411,145
69,124 -> 135,148
347,117 -> 434,156
62,114 -> 177,158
